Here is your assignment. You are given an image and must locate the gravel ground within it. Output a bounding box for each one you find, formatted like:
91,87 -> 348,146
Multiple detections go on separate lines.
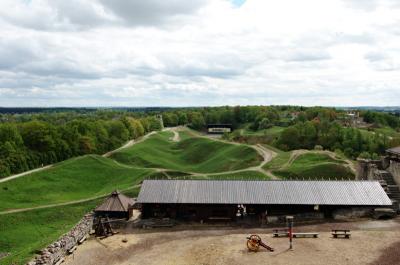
64,218 -> 400,265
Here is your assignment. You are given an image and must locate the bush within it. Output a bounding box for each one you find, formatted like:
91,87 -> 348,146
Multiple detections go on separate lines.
314,145 -> 323,151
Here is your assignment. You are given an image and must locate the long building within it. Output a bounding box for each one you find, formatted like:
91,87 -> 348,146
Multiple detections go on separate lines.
137,179 -> 392,221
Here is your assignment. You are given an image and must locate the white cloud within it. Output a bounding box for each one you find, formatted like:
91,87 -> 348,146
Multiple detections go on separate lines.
0,0 -> 400,106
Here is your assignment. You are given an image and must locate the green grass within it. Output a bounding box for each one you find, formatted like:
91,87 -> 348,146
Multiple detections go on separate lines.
0,155 -> 153,211
0,200 -> 99,265
263,151 -> 291,170
261,144 -> 285,154
271,153 -> 354,180
111,131 -> 262,173
241,126 -> 285,137
204,170 -> 271,180
146,170 -> 271,180
359,126 -> 400,138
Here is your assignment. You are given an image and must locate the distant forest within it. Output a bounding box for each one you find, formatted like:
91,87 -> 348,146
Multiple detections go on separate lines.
1,106 -> 399,178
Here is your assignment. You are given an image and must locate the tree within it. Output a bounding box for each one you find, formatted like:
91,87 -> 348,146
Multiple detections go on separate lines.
20,121 -> 56,152
178,112 -> 188,125
0,124 -> 23,146
278,127 -> 300,150
258,118 -> 272,130
78,136 -> 96,154
189,112 -> 206,130
130,118 -> 145,138
106,120 -> 129,143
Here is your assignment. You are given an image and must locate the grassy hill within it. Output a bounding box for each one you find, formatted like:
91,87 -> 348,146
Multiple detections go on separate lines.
264,151 -> 355,180
203,170 -> 271,180
147,170 -> 271,180
111,131 -> 262,173
0,155 -> 153,211
0,200 -> 99,265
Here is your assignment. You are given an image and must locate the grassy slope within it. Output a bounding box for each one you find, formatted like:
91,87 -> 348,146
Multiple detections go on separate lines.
264,152 -> 354,180
360,126 -> 400,138
238,126 -> 285,137
0,200 -> 99,265
147,170 -> 270,180
111,131 -> 262,173
0,155 -> 153,211
204,170 -> 271,180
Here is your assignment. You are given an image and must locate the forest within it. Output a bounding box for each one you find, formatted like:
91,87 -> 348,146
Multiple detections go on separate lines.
1,106 -> 399,178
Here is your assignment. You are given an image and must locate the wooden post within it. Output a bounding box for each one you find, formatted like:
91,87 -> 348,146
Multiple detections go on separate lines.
286,216 -> 294,250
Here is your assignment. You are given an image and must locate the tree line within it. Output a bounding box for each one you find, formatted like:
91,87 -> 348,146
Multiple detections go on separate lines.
0,111 -> 162,178
162,105 -> 400,159
1,106 -> 399,178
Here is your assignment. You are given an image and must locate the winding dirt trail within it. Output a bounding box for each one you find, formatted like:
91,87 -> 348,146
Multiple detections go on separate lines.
186,129 -> 278,179
103,131 -> 156,157
0,186 -> 140,215
0,127 -> 277,215
163,127 -> 181,142
0,165 -> 52,183
284,149 -> 356,175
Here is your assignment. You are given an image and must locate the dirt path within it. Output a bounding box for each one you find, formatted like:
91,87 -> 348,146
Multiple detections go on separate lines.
163,127 -> 181,142
0,165 -> 52,183
187,129 -> 278,179
0,186 -> 140,215
284,149 -> 356,175
0,130 -> 158,183
64,219 -> 400,265
103,131 -> 156,157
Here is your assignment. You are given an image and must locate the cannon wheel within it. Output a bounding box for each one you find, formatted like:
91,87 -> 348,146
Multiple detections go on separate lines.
247,235 -> 261,252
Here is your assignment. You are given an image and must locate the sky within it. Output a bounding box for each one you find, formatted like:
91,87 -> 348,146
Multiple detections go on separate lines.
0,0 -> 400,107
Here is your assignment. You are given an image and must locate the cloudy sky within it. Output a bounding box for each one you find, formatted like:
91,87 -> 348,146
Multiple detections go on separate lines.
0,0 -> 400,107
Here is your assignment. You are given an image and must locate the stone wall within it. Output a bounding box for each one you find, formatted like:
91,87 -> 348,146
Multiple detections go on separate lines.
388,160 -> 400,186
28,213 -> 93,265
356,159 -> 381,180
332,207 -> 373,220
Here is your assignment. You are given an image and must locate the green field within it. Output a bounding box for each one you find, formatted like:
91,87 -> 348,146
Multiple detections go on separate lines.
0,200 -> 100,265
111,131 -> 262,173
359,126 -> 400,138
0,129 -> 356,264
204,170 -> 271,180
264,152 -> 354,180
263,151 -> 291,171
0,155 -> 153,211
236,126 -> 285,137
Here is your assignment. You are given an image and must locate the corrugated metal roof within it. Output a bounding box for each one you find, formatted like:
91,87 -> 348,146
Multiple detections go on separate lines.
137,180 -> 392,206
387,146 -> 400,155
95,190 -> 135,212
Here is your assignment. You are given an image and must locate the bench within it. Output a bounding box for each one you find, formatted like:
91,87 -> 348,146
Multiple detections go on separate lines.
273,229 -> 289,238
293,232 -> 318,238
332,229 -> 351,239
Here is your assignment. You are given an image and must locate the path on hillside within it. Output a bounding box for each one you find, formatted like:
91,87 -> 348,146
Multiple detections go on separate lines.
0,186 -> 140,215
0,127 -> 277,215
103,131 -> 156,157
0,130 -> 159,184
0,165 -> 53,183
163,127 -> 181,142
187,129 -> 278,179
284,149 -> 357,174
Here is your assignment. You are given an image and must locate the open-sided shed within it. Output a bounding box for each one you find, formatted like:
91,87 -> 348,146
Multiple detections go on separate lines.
137,179 -> 392,221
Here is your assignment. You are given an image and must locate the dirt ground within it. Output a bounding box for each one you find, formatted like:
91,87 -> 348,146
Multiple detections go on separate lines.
64,218 -> 400,265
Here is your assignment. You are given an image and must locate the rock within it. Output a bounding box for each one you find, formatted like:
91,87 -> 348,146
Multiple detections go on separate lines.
27,213 -> 94,265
